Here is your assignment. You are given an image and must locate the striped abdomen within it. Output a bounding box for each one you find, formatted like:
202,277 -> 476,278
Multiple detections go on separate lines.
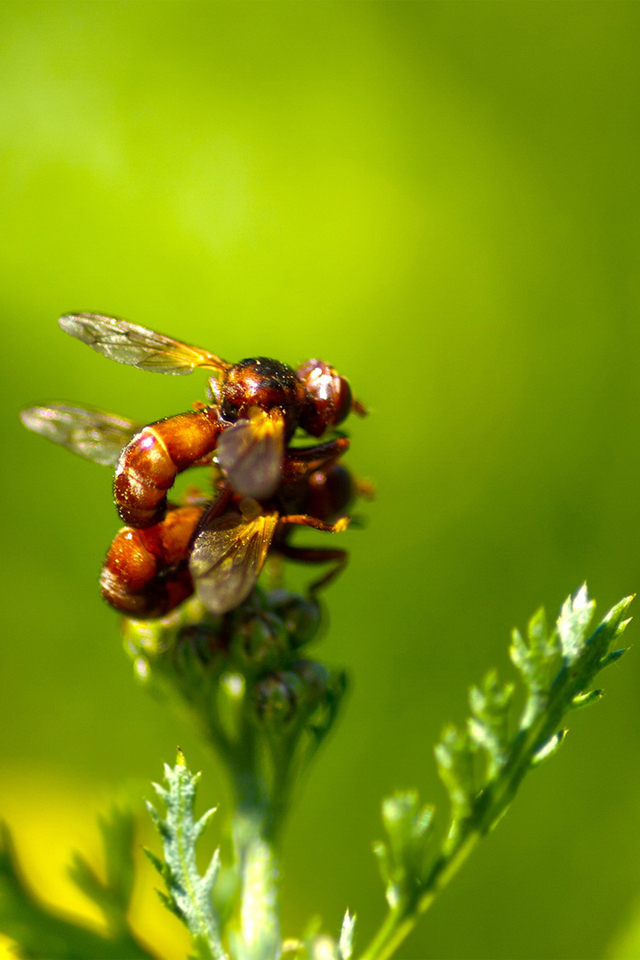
114,408 -> 224,527
100,505 -> 205,619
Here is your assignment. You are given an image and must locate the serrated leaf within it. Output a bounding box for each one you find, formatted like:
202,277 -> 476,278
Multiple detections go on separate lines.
557,584 -> 596,664
0,822 -> 155,960
377,792 -> 434,909
366,587 -> 634,958
510,608 -> 560,728
435,726 -> 475,822
147,758 -> 226,960
468,671 -> 514,777
338,910 -> 356,960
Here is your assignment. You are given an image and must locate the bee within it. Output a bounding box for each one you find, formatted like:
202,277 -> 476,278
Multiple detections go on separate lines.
52,314 -> 367,527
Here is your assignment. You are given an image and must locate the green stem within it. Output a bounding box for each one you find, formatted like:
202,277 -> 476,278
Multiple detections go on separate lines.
233,809 -> 281,960
358,831 -> 479,960
227,720 -> 282,960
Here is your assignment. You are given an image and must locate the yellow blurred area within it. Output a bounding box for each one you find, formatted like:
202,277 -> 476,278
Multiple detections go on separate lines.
0,768 -> 189,960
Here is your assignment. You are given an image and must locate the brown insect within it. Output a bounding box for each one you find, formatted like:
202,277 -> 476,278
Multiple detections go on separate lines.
21,396 -> 367,618
101,463 -> 359,619
55,314 -> 367,527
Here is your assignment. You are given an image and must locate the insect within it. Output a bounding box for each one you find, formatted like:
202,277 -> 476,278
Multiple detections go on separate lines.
21,396 -> 365,618
101,462 -> 359,619
55,314 -> 367,527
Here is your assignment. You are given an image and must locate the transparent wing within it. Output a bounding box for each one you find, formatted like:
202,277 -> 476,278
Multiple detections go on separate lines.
20,402 -> 140,466
216,409 -> 285,499
189,510 -> 278,614
58,313 -> 230,375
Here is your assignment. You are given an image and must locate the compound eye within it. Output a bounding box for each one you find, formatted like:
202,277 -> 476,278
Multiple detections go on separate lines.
333,376 -> 353,426
297,359 -> 352,436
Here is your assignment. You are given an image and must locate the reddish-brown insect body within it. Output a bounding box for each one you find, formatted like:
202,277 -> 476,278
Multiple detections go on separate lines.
50,313 -> 366,527
216,357 -> 307,439
114,408 -> 225,527
22,314 -> 370,618
277,464 -> 355,523
102,463 -> 358,619
296,359 -> 354,438
100,505 -> 205,618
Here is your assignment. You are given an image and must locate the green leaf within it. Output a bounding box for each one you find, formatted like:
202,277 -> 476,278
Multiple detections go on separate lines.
146,754 -> 227,960
338,910 -> 356,960
434,725 -> 475,825
557,584 -> 596,665
531,729 -> 568,767
68,806 -> 137,937
509,607 -> 560,727
361,587 -> 634,960
0,822 -> 155,960
467,671 -> 514,777
376,792 -> 435,909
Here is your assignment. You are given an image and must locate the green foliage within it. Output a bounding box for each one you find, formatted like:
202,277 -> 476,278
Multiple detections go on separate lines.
68,807 -> 136,940
145,753 -> 225,960
339,910 -> 357,960
361,586 -> 633,960
0,815 -> 154,960
0,583 -> 631,960
373,794 -> 434,911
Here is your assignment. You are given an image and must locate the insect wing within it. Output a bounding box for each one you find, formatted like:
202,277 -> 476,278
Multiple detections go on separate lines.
189,510 -> 278,614
58,313 -> 229,375
216,409 -> 285,499
20,403 -> 140,465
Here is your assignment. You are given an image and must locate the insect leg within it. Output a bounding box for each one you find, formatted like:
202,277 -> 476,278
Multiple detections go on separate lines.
275,543 -> 349,595
281,436 -> 350,483
278,514 -> 349,533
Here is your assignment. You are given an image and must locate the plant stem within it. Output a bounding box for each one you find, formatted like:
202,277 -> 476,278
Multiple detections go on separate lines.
227,718 -> 282,960
233,808 -> 281,960
358,831 -> 479,960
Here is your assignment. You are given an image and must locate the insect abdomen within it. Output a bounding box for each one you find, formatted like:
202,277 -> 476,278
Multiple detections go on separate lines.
100,505 -> 204,618
114,409 -> 223,527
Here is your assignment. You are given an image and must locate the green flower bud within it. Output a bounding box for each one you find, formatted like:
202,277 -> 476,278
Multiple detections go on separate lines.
177,623 -> 227,666
231,609 -> 290,671
266,590 -> 322,647
254,671 -> 303,724
290,659 -> 330,706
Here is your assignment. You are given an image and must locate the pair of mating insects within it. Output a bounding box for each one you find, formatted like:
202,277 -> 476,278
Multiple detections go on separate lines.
22,314 -> 369,619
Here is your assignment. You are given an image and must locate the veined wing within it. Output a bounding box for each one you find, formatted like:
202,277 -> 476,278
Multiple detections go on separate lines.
189,509 -> 278,614
58,313 -> 231,375
216,408 -> 285,499
20,402 -> 140,466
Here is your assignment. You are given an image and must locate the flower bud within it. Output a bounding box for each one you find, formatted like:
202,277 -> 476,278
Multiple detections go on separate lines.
231,609 -> 290,671
290,659 -> 330,706
254,671 -> 303,724
176,623 -> 228,666
266,590 -> 322,647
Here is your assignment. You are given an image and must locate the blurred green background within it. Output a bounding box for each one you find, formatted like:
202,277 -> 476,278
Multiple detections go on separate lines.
2,2 -> 640,957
